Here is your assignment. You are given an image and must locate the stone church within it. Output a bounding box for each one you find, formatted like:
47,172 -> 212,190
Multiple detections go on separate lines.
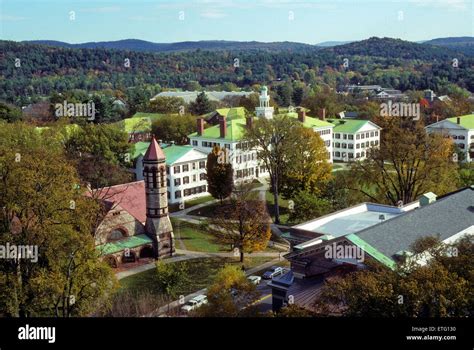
94,136 -> 174,267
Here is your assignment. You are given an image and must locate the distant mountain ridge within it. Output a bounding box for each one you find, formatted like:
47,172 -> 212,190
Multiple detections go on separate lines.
423,36 -> 474,56
24,37 -> 473,57
24,39 -> 319,52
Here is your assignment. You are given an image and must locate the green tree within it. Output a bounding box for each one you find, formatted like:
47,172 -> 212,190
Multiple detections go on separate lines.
0,122 -> 117,317
0,102 -> 22,122
189,92 -> 213,115
244,115 -> 301,223
155,261 -> 188,313
288,191 -> 332,223
148,96 -> 186,114
151,114 -> 196,145
206,146 -> 233,203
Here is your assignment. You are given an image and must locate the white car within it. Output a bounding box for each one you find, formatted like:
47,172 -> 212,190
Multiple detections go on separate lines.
247,275 -> 261,285
181,294 -> 208,313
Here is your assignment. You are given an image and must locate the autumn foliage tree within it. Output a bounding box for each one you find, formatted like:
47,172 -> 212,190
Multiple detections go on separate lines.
210,184 -> 271,263
349,118 -> 459,205
279,127 -> 332,199
195,265 -> 260,317
0,122 -> 117,317
206,145 -> 233,203
314,237 -> 473,317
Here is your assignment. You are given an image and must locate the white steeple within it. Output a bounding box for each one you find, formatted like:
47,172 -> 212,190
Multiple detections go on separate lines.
255,86 -> 274,119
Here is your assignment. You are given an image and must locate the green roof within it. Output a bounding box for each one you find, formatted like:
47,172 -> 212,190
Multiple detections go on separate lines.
163,145 -> 196,164
213,107 -> 247,120
447,114 -> 474,129
96,234 -> 152,255
133,143 -> 196,165
132,141 -> 151,160
327,119 -> 372,133
189,118 -> 247,141
189,112 -> 333,141
117,113 -> 166,133
288,113 -> 334,129
346,234 -> 397,270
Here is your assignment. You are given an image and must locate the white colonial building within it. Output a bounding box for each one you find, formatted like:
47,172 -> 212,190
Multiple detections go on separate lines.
134,143 -> 209,204
425,114 -> 474,162
328,119 -> 381,161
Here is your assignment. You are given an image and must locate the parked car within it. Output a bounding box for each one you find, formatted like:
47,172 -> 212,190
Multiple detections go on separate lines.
181,294 -> 208,313
262,266 -> 283,279
247,275 -> 261,285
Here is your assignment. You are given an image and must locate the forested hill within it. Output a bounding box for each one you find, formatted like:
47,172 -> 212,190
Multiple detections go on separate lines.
423,37 -> 474,56
326,37 -> 464,60
2,37 -> 473,105
24,39 -> 318,53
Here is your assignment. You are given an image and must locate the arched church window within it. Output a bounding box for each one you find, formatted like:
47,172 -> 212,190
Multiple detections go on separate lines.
108,228 -> 126,241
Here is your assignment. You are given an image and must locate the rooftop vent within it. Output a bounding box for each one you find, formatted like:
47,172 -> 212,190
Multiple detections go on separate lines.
419,192 -> 437,206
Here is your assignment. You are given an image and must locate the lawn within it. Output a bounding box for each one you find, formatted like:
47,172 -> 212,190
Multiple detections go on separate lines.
119,256 -> 276,298
172,219 -> 228,253
185,195 -> 215,207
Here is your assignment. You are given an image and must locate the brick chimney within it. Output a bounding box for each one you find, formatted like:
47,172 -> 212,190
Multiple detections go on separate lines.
197,118 -> 204,136
219,115 -> 227,138
457,117 -> 461,125
319,108 -> 326,121
297,109 -> 306,123
246,116 -> 253,128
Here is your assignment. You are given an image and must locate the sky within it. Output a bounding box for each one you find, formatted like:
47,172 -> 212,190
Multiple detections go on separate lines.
1,0 -> 473,44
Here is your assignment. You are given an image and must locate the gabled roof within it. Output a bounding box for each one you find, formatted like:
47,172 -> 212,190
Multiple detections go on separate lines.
327,119 -> 381,133
98,181 -> 147,223
214,107 -> 247,120
144,136 -> 166,161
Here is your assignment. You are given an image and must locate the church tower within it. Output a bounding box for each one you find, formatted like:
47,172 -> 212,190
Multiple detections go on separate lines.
255,86 -> 274,119
143,136 -> 174,258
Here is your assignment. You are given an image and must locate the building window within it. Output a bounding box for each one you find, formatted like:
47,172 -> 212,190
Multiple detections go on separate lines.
356,134 -> 360,140
348,135 -> 354,140
361,133 -> 365,139
200,173 -> 206,181
343,134 -> 347,140
375,140 -> 379,146
361,143 -> 365,148
356,152 -> 360,158
108,228 -> 126,241
199,161 -> 205,169
174,178 -> 181,186
183,176 -> 189,184
342,143 -> 347,149
192,140 -> 198,146
370,131 -> 374,137
375,131 -> 379,136
335,142 -> 340,148
361,151 -> 365,157
193,174 -> 197,182
335,133 -> 341,139
356,144 -> 360,149
175,191 -> 181,198
366,132 -> 369,138
174,165 -> 180,174
183,164 -> 189,172
348,153 -> 354,158
325,140 -> 330,147
335,152 -> 341,157
166,179 -> 170,187
348,144 -> 354,149
366,141 -> 369,147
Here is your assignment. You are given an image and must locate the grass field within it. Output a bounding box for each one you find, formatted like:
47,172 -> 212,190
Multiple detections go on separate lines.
172,219 -> 228,253
119,256 -> 276,297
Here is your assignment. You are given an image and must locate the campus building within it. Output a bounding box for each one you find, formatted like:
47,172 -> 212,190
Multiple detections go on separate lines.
425,114 -> 474,162
328,119 -> 381,161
